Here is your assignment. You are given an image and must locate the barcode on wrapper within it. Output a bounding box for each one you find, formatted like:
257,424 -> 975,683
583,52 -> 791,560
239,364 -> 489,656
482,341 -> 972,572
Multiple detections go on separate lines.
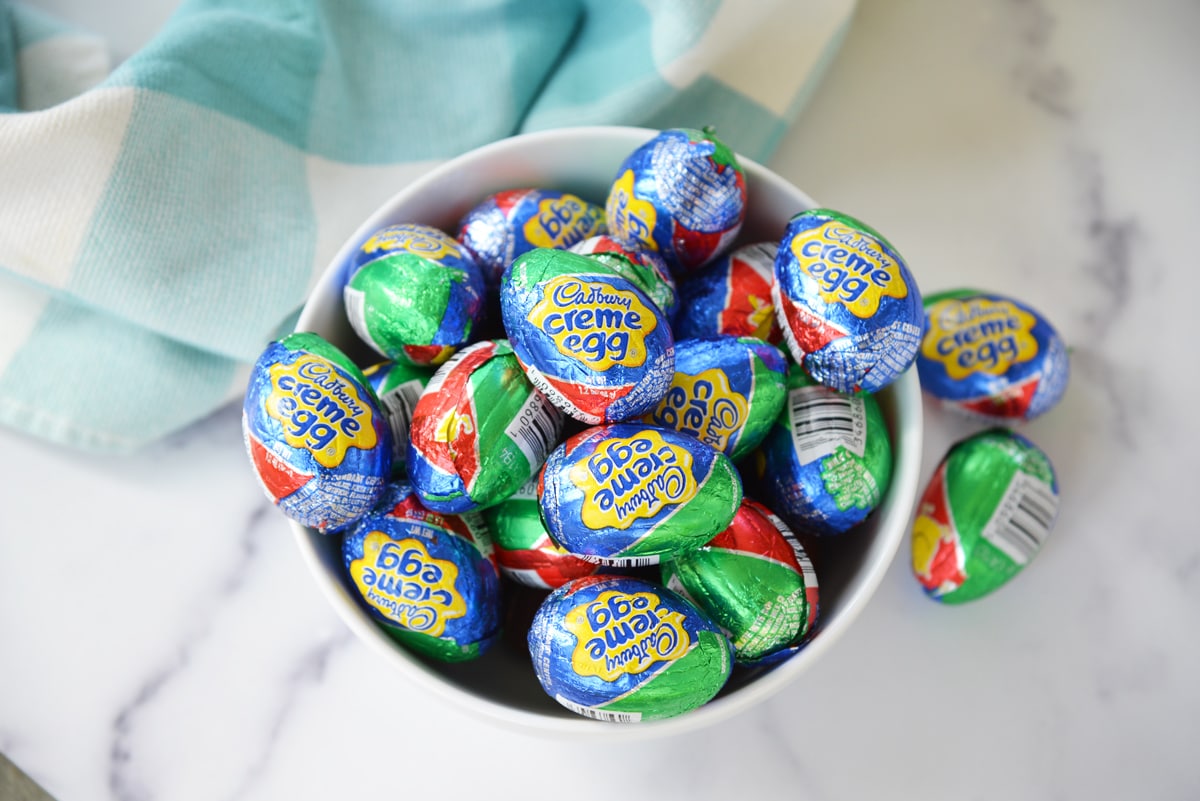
580,553 -> 662,567
378,379 -> 424,449
504,393 -> 562,468
787,385 -> 867,464
980,471 -> 1058,565
555,694 -> 641,723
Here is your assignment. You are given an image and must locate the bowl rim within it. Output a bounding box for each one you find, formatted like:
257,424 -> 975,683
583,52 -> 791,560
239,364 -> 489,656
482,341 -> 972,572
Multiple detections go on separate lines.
290,125 -> 923,738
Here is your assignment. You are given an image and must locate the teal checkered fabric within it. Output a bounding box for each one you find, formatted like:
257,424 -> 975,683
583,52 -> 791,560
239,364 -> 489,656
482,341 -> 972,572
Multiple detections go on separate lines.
0,0 -> 854,451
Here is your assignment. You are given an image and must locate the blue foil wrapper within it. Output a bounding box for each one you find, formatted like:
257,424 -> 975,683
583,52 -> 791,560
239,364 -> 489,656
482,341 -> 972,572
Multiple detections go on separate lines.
917,290 -> 1070,421
675,242 -> 781,344
772,209 -> 923,393
748,366 -> 893,536
527,575 -> 733,721
458,188 -> 606,287
539,422 -> 742,565
500,248 -> 675,424
341,482 -> 500,662
641,336 -> 788,461
606,128 -> 746,276
242,333 -> 392,531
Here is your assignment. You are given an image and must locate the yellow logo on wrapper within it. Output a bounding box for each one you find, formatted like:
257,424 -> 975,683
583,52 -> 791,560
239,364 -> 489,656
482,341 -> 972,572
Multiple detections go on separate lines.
565,590 -> 691,681
606,169 -> 658,252
524,196 -> 603,250
349,532 -> 466,637
647,369 -> 748,453
790,222 -> 908,318
922,297 -> 1040,380
359,224 -> 461,262
527,275 -> 658,370
265,355 -> 377,468
570,429 -> 698,531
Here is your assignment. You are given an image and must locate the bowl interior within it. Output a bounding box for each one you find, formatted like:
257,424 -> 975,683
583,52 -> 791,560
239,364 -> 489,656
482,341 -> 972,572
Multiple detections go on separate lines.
291,126 -> 922,737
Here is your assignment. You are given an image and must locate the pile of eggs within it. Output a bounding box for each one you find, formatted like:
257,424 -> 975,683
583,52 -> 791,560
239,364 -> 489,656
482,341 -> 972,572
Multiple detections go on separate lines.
243,127 -> 1069,722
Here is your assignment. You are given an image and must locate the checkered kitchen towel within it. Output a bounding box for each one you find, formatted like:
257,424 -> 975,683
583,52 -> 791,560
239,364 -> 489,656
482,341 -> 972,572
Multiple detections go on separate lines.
0,0 -> 854,452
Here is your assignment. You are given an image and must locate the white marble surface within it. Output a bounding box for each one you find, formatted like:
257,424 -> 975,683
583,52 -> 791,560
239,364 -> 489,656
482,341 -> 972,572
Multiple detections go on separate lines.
3,1 -> 1199,799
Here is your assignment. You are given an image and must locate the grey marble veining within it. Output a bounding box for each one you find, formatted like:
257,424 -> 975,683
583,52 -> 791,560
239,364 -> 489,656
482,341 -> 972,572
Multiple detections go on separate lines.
221,631 -> 353,801
2,1 -> 1199,800
106,499 -> 272,801
1007,0 -> 1075,119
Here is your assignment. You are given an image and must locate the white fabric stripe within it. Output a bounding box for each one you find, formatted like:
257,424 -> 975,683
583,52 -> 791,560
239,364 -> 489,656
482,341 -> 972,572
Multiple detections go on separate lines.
304,155 -> 444,293
653,0 -> 856,116
0,86 -> 136,288
17,33 -> 111,111
0,277 -> 51,374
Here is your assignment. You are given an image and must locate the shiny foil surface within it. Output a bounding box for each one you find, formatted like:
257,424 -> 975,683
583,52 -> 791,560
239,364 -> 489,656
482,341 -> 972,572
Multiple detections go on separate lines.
242,332 -> 392,531
407,339 -> 563,514
539,422 -> 742,565
675,242 -> 782,344
748,364 -> 892,536
642,335 -> 788,461
343,223 -> 485,366
772,209 -> 923,393
918,289 -> 1070,421
362,359 -> 433,479
569,234 -> 679,323
605,127 -> 746,276
500,248 -> 675,424
662,498 -> 818,663
342,483 -> 501,661
527,575 -> 733,722
458,188 -> 605,288
481,477 -> 599,589
912,428 -> 1059,604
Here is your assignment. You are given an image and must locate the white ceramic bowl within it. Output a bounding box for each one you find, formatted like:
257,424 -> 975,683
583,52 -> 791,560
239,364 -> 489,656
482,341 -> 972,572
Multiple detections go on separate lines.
292,126 -> 922,737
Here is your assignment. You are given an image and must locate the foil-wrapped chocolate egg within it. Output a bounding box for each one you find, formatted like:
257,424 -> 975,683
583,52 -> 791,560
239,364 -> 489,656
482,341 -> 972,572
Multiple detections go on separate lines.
458,188 -> 605,288
912,429 -> 1059,603
606,127 -> 746,276
500,247 -> 675,424
917,289 -> 1069,422
675,242 -> 782,344
641,336 -> 788,462
528,575 -> 733,721
747,364 -> 892,536
343,223 -> 485,366
407,339 -> 563,514
342,483 -> 500,661
539,422 -> 742,565
242,332 -> 391,532
481,477 -> 600,589
662,498 -> 819,663
772,209 -> 923,393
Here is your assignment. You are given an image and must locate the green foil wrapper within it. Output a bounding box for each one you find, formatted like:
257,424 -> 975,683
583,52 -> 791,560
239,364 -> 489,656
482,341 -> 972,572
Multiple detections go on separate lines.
745,364 -> 892,536
662,498 -> 816,662
912,428 -> 1059,603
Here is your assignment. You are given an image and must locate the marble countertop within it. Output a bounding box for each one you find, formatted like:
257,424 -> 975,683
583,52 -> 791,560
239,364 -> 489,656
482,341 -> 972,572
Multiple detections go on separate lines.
3,1 -> 1198,799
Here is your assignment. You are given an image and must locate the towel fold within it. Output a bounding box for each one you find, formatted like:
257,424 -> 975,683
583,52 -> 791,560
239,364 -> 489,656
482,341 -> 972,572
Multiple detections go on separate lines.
0,0 -> 854,452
